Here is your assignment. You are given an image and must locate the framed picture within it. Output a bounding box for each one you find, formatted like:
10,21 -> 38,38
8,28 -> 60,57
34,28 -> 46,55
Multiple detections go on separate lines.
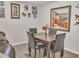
0,1 -> 4,6
11,3 -> 20,19
32,6 -> 37,19
50,5 -> 71,31
28,13 -> 31,17
0,7 -> 5,18
24,5 -> 28,11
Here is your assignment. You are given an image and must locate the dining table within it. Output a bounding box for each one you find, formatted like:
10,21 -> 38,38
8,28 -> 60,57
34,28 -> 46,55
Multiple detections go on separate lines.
34,32 -> 56,57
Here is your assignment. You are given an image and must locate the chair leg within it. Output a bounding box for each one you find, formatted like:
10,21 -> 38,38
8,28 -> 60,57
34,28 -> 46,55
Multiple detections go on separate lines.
43,47 -> 47,56
28,45 -> 31,56
53,52 -> 55,58
39,48 -> 40,55
34,49 -> 36,58
60,49 -> 64,58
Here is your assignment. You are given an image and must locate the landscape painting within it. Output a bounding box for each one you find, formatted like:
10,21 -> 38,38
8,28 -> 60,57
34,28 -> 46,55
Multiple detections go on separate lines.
50,6 -> 71,31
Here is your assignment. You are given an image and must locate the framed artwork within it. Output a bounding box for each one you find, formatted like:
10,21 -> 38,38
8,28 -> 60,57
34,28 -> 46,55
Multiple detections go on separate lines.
50,5 -> 71,31
0,7 -> 5,18
22,12 -> 26,17
0,1 -> 4,6
28,13 -> 31,17
11,3 -> 20,19
24,5 -> 28,11
32,6 -> 37,19
74,15 -> 79,25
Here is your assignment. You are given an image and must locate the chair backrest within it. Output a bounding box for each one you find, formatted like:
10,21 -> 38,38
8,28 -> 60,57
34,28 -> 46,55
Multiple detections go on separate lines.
0,42 -> 15,58
53,33 -> 66,52
0,34 -> 9,43
27,31 -> 36,49
29,28 -> 37,33
0,31 -> 6,36
49,28 -> 57,36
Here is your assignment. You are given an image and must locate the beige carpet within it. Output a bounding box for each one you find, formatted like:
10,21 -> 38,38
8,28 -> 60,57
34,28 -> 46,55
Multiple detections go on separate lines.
14,43 -> 79,58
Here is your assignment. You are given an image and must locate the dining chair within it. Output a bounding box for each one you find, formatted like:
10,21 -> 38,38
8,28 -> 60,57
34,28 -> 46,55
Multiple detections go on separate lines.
49,28 -> 57,36
0,41 -> 15,58
29,28 -> 44,45
50,33 -> 66,58
27,31 -> 45,58
0,31 -> 9,43
0,31 -> 6,36
29,28 -> 37,33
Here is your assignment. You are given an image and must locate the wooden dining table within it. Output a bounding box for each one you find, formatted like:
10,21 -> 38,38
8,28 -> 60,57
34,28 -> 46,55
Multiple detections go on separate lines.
34,32 -> 56,57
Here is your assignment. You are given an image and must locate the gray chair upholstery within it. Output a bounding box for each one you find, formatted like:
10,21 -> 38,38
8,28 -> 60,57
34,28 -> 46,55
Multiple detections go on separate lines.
0,31 -> 6,36
27,31 -> 45,58
29,28 -> 37,33
0,31 -> 15,58
0,32 -> 9,43
29,28 -> 43,44
49,28 -> 57,36
0,41 -> 15,58
50,33 -> 66,58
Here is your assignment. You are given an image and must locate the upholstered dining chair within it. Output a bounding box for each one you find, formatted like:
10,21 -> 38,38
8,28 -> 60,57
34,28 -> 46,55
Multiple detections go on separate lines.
29,28 -> 44,45
49,28 -> 57,36
0,41 -> 15,58
50,33 -> 66,58
0,31 -> 9,43
0,31 -> 6,36
27,31 -> 45,58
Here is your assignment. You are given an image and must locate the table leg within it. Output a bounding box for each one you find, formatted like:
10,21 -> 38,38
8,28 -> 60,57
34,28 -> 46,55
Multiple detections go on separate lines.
47,42 -> 51,58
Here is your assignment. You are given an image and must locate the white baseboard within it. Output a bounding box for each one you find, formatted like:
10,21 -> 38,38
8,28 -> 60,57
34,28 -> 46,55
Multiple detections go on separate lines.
13,41 -> 28,46
64,48 -> 79,55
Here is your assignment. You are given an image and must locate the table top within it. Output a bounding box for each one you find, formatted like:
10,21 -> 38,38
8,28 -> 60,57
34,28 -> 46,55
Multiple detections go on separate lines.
34,32 -> 56,44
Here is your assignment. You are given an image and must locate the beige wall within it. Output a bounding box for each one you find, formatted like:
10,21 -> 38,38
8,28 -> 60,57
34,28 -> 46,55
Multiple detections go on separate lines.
38,1 -> 79,54
0,1 -> 39,45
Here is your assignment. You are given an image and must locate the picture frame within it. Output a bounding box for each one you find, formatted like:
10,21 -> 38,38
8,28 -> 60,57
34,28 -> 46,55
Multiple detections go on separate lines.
0,7 -> 5,18
11,3 -> 20,19
24,5 -> 28,11
0,1 -> 4,6
28,13 -> 31,17
32,6 -> 37,19
50,5 -> 71,31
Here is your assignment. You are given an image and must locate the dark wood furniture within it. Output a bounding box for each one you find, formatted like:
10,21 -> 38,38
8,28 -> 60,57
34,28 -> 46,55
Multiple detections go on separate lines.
34,32 -> 56,57
27,31 -> 45,58
34,32 -> 66,58
50,33 -> 66,58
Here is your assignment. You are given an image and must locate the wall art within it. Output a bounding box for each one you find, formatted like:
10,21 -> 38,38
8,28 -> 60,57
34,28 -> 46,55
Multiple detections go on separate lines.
0,1 -> 4,6
24,5 -> 28,11
50,5 -> 71,31
11,3 -> 20,19
0,7 -> 5,18
32,6 -> 37,19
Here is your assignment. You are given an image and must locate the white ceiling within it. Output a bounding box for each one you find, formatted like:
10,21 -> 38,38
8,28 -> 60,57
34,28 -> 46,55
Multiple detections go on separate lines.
18,1 -> 56,6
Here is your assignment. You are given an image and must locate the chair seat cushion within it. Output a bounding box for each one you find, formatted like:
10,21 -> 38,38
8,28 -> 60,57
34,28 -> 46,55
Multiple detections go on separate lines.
50,43 -> 54,49
36,42 -> 45,48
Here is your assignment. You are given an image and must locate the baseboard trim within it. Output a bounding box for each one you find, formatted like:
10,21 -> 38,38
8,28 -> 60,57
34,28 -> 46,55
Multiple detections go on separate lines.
64,48 -> 79,55
13,41 -> 28,46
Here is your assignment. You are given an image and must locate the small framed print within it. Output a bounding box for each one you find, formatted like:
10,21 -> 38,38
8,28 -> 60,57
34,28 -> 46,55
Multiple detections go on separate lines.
0,1 -> 4,6
0,7 -> 5,18
28,13 -> 31,17
24,5 -> 28,11
11,3 -> 20,19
